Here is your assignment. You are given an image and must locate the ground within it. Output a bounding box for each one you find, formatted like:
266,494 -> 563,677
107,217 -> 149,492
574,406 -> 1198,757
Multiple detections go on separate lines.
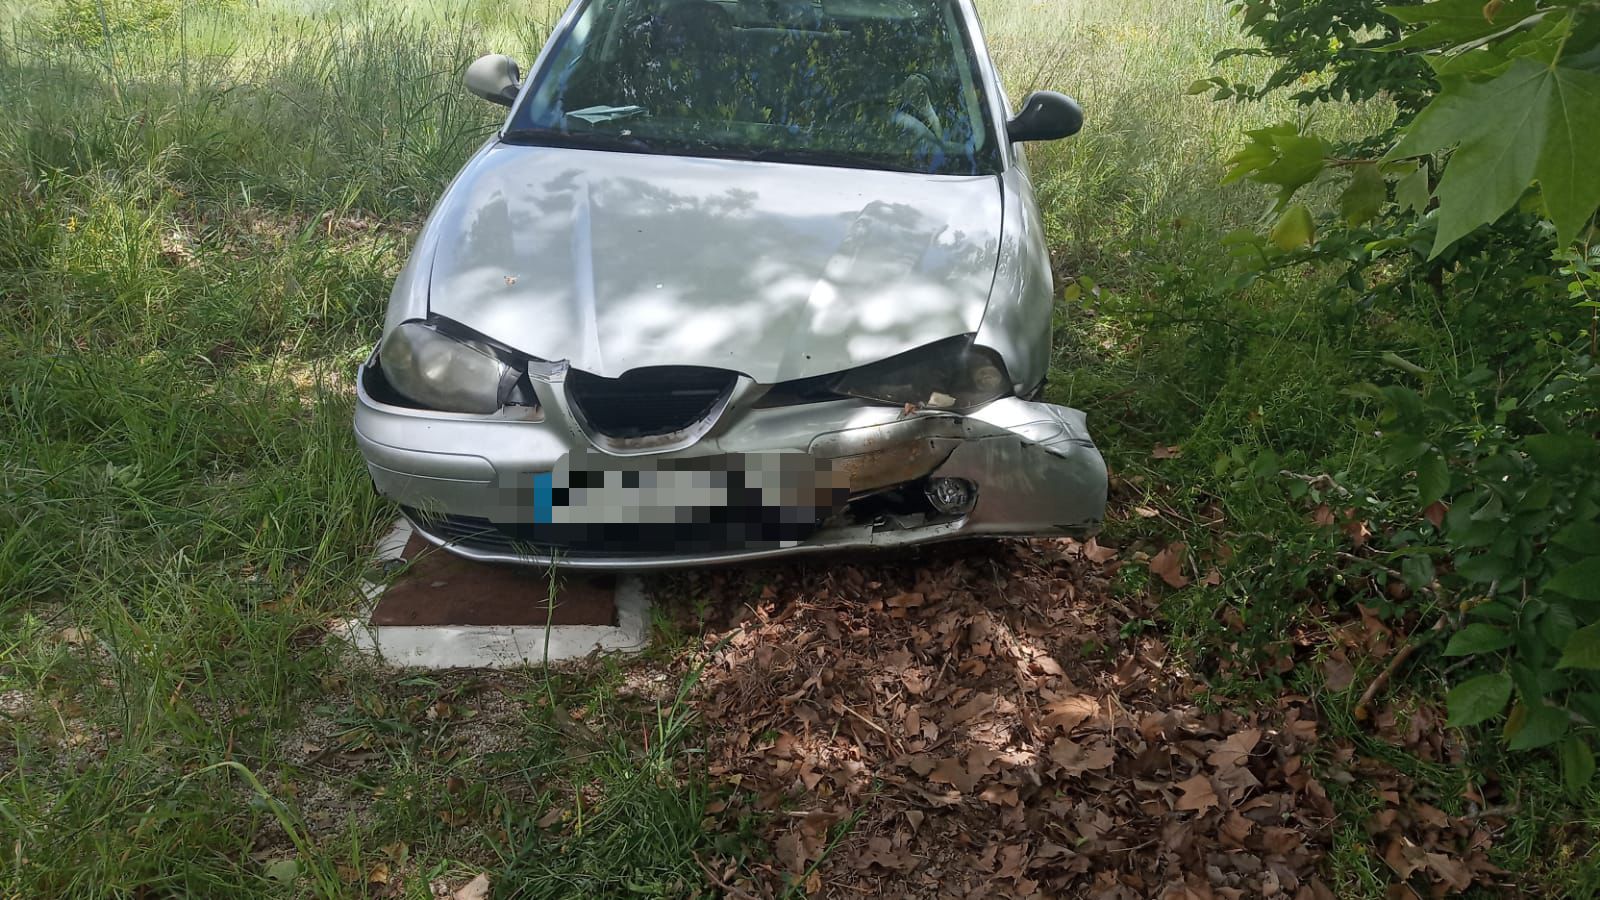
2,0 -> 1598,896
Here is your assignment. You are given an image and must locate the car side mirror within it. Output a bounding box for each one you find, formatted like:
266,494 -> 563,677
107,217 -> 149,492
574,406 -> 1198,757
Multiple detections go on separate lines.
465,54 -> 522,107
1006,91 -> 1083,143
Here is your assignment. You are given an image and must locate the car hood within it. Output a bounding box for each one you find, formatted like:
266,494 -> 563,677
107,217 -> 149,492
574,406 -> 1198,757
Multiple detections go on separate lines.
425,143 -> 1003,383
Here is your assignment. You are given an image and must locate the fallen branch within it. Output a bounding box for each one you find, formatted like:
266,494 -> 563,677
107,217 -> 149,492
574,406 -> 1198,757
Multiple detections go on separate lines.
693,852 -> 763,900
1355,614 -> 1449,721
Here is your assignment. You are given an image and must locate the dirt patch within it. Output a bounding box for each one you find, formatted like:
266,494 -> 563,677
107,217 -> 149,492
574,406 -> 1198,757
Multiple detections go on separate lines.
371,537 -> 617,627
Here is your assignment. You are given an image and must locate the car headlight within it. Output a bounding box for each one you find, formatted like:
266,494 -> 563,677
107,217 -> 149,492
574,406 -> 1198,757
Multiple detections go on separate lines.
378,319 -> 521,414
833,335 -> 1011,411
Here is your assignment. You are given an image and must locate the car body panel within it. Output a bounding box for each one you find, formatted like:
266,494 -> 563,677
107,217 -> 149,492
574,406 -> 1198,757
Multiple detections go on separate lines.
424,144 -> 1003,383
354,353 -> 1106,569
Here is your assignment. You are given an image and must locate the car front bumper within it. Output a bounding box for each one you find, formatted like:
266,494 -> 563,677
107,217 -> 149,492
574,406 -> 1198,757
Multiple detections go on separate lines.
352,357 -> 1106,570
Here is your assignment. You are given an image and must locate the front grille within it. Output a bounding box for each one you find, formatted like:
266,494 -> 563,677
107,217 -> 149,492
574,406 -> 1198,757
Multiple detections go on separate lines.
566,367 -> 735,439
401,507 -> 825,559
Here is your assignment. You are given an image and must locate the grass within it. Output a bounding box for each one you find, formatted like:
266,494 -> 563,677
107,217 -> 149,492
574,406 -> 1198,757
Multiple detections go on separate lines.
1,0 -> 1596,895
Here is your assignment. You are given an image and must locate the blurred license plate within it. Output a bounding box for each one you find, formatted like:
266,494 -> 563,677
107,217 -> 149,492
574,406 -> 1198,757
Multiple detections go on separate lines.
529,452 -> 848,526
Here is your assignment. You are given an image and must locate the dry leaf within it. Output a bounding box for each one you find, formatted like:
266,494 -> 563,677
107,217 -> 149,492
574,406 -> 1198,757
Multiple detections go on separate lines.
1150,542 -> 1190,589
1342,516 -> 1372,547
1082,538 -> 1119,563
1220,810 -> 1253,846
930,756 -> 984,792
1321,652 -> 1355,693
1151,445 -> 1182,459
453,874 -> 490,900
1049,738 -> 1115,776
1041,695 -> 1099,732
1174,774 -> 1218,812
776,830 -> 809,874
1423,501 -> 1448,529
1208,728 -> 1261,770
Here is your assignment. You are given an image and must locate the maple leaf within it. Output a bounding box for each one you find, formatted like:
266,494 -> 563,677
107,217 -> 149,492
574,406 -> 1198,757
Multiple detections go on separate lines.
1207,728 -> 1262,770
452,874 -> 491,900
930,756 -> 984,792
1220,810 -> 1254,847
1041,695 -> 1099,732
1389,58 -> 1600,252
776,830 -> 813,875
1149,543 -> 1191,588
1320,652 -> 1355,693
1081,539 -> 1119,563
1049,738 -> 1116,775
1174,773 -> 1219,812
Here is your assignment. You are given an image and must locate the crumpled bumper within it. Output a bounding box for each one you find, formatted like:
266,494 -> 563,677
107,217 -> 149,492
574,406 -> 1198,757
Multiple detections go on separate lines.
353,360 -> 1106,570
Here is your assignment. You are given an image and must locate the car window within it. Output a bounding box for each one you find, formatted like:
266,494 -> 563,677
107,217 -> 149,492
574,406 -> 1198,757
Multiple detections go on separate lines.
507,0 -> 1002,176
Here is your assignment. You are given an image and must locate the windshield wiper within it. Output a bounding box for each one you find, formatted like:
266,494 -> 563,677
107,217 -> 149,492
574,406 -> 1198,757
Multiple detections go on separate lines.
500,128 -> 656,153
565,105 -> 649,124
740,147 -> 919,174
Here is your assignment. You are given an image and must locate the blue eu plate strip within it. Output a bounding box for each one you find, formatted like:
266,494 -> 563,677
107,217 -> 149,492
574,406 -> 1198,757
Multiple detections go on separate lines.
532,471 -> 553,524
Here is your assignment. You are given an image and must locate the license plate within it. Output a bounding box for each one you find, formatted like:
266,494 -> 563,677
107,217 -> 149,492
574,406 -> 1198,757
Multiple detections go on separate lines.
527,452 -> 848,526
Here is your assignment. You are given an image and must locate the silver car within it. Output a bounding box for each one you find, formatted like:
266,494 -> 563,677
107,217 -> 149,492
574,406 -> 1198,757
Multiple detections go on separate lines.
354,0 -> 1107,569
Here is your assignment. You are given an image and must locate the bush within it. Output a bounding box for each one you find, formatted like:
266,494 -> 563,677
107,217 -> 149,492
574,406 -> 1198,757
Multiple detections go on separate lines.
46,0 -> 239,47
1211,0 -> 1600,787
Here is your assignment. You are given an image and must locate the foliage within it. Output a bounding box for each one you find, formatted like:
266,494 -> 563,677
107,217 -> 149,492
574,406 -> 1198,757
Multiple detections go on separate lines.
46,0 -> 240,46
1198,0 -> 1435,126
1210,0 -> 1600,788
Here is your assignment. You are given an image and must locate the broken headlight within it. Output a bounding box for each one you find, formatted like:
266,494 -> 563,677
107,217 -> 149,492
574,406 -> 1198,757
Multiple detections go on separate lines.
833,336 -> 1011,411
378,319 -> 521,414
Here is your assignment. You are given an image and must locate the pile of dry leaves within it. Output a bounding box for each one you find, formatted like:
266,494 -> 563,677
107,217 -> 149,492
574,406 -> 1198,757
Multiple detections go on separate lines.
666,538 -> 1509,898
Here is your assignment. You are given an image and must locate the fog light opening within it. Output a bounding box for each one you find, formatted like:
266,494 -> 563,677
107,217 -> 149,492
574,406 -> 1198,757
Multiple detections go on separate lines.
925,477 -> 977,516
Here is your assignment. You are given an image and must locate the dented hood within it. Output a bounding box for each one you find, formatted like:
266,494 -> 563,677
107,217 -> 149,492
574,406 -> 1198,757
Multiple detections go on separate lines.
424,143 -> 1002,383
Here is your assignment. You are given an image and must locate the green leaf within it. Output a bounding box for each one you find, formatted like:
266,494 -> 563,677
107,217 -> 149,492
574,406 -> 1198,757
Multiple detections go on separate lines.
1539,601 -> 1579,650
1226,124 -> 1328,207
1269,203 -> 1316,250
1559,736 -> 1595,796
1388,59 -> 1600,253
1553,522 -> 1600,552
1339,163 -> 1386,227
1471,600 -> 1517,623
1556,622 -> 1600,668
1447,671 -> 1512,727
1382,0 -> 1537,50
1511,660 -> 1545,704
1454,551 -> 1513,584
1417,452 -> 1450,506
1505,701 -> 1569,750
1571,692 -> 1600,727
263,858 -> 300,884
1395,162 -> 1431,214
1525,433 -> 1594,472
1444,623 -> 1514,656
1548,559 -> 1600,602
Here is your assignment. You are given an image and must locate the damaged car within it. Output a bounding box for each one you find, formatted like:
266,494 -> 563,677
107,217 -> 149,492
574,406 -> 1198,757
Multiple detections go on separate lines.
354,0 -> 1108,568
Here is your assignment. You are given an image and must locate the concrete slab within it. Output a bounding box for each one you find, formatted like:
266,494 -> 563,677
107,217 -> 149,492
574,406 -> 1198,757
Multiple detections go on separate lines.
335,519 -> 651,669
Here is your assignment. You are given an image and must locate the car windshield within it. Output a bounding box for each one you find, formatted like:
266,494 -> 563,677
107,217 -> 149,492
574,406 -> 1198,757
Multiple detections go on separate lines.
506,0 -> 1001,176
